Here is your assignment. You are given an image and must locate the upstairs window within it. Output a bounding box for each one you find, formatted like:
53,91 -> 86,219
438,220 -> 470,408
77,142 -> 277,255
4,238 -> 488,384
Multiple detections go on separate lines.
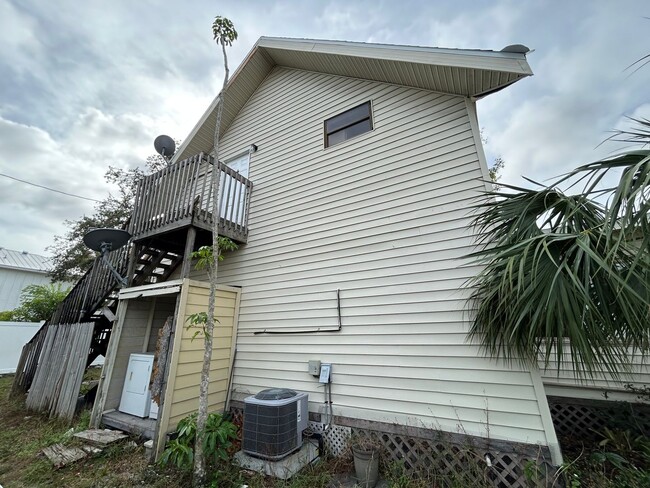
324,101 -> 373,147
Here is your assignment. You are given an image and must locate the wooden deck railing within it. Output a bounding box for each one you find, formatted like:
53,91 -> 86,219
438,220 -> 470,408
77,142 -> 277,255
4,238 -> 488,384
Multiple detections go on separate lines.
50,246 -> 129,325
128,153 -> 253,243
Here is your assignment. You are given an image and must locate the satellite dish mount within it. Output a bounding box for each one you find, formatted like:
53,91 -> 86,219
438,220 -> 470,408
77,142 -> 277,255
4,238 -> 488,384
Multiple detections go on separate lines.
83,228 -> 132,288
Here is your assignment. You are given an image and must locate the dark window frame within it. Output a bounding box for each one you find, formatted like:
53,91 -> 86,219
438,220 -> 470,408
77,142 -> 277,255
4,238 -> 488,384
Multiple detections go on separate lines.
324,101 -> 373,148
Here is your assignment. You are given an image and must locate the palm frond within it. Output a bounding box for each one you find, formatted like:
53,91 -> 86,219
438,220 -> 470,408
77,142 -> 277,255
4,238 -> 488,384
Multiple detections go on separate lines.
468,150 -> 650,380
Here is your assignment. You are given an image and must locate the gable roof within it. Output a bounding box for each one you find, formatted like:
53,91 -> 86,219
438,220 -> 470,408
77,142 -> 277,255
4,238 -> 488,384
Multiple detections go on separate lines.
0,247 -> 51,273
173,37 -> 533,162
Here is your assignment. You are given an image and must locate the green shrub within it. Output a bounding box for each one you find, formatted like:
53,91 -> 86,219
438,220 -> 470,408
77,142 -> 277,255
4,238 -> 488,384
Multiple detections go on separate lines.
160,411 -> 237,471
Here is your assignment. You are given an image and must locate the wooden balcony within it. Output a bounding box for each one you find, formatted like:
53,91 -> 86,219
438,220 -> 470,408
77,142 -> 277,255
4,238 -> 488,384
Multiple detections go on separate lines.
128,153 -> 253,244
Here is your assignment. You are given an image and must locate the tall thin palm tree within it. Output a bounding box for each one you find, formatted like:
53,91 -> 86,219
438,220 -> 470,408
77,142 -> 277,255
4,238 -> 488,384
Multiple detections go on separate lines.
193,16 -> 237,488
468,119 -> 650,380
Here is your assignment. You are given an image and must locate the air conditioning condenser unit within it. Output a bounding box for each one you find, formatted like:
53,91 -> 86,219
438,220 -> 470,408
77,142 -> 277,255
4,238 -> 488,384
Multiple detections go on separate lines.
242,388 -> 308,460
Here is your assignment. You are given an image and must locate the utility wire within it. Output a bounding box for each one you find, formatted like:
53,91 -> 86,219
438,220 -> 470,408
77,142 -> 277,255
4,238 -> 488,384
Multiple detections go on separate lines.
0,172 -> 101,202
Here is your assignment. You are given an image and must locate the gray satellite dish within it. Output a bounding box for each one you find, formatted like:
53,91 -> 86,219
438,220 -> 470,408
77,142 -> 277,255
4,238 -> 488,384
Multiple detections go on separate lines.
501,44 -> 530,54
154,135 -> 176,160
83,228 -> 131,287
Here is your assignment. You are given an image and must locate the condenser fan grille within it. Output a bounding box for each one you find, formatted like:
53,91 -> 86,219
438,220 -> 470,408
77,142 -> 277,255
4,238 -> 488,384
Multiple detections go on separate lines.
243,402 -> 297,458
242,389 -> 308,460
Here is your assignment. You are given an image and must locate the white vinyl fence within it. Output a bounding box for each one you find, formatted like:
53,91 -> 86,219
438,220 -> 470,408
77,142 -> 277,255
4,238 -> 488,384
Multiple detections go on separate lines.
0,321 -> 42,374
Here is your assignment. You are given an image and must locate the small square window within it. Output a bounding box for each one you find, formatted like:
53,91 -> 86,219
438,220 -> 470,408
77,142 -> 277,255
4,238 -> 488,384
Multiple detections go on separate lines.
324,101 -> 373,148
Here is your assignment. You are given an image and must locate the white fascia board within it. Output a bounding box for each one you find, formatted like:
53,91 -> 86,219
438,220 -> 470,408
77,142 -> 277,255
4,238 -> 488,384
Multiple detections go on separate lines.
258,37 -> 533,75
118,279 -> 183,300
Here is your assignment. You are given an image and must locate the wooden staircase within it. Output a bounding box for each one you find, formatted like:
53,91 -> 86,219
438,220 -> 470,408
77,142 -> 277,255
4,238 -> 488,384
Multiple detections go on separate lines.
50,244 -> 183,326
132,247 -> 183,286
12,243 -> 185,395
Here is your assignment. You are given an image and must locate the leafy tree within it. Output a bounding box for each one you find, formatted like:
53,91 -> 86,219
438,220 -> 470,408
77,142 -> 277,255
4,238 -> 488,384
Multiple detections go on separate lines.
488,156 -> 505,186
47,153 -> 169,282
192,15 -> 238,488
468,119 -> 650,380
0,310 -> 15,321
9,284 -> 70,322
480,129 -> 505,187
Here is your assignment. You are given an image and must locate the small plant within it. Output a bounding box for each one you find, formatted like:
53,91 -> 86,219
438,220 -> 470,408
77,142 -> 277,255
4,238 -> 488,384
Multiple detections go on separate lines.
598,427 -> 650,459
190,240 -> 238,269
186,312 -> 220,340
160,411 -> 237,471
523,459 -> 543,486
160,438 -> 194,470
385,460 -> 420,488
203,411 -> 237,462
349,433 -> 382,452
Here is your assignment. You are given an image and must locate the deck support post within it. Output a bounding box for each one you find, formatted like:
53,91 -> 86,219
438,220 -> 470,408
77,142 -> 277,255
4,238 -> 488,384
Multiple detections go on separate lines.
126,243 -> 140,287
180,227 -> 197,279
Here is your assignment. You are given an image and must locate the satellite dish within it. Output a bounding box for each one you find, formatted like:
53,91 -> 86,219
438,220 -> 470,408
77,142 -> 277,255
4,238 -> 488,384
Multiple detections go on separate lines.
501,44 -> 530,54
83,228 -> 132,288
83,228 -> 131,254
154,135 -> 176,159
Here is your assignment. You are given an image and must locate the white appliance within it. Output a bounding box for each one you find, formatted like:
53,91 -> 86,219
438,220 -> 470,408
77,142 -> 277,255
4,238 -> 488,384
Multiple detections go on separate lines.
119,353 -> 154,417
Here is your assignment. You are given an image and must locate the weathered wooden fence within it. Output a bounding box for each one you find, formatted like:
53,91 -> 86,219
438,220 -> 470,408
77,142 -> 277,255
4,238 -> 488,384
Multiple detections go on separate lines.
24,322 -> 95,420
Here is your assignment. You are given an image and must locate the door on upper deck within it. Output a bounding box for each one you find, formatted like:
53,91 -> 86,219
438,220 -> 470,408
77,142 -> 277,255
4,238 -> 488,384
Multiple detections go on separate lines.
220,152 -> 250,226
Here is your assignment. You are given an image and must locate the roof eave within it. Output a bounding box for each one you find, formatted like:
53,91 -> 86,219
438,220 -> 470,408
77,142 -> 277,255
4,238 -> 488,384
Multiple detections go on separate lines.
257,36 -> 533,76
173,37 -> 533,163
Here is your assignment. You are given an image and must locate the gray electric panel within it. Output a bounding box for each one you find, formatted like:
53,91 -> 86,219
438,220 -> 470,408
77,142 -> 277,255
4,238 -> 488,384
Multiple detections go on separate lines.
242,388 -> 309,460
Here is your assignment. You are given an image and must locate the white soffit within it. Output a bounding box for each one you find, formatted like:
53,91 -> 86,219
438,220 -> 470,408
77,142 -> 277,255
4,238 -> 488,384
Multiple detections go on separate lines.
119,279 -> 182,300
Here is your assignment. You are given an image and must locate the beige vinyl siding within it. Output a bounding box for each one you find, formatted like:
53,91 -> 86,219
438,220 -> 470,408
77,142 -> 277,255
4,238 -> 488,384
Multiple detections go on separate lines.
161,281 -> 240,432
191,67 -> 554,448
540,348 -> 650,401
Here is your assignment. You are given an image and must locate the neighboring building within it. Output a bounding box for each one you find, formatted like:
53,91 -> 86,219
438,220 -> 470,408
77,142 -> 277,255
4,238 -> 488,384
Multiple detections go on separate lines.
16,37 -> 649,484
0,247 -> 54,311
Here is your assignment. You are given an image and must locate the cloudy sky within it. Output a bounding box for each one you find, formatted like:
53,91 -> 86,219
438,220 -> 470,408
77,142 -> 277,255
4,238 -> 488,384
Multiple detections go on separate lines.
0,0 -> 648,255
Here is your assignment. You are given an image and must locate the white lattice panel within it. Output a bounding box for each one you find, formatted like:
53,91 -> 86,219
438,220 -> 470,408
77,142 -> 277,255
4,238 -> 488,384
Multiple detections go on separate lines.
308,422 -> 351,456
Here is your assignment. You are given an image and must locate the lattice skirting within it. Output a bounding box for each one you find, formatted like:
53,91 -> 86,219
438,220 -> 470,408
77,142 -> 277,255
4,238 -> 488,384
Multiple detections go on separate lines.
548,395 -> 650,441
349,427 -> 555,488
307,422 -> 351,456
230,404 -> 555,487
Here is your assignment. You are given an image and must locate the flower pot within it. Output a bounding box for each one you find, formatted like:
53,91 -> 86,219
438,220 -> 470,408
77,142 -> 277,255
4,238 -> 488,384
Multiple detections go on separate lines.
352,446 -> 380,488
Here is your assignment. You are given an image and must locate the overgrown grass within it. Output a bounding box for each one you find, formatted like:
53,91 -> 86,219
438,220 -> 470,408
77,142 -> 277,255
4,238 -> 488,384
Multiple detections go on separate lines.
0,374 -> 188,488
8,370 -> 648,487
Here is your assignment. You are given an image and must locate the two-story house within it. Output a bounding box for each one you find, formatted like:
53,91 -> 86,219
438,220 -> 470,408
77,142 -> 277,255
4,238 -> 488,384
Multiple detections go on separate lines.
16,37 -> 571,483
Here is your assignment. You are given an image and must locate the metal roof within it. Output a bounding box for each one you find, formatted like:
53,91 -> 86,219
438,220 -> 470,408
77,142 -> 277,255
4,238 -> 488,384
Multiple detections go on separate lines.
174,37 -> 533,163
0,247 -> 51,273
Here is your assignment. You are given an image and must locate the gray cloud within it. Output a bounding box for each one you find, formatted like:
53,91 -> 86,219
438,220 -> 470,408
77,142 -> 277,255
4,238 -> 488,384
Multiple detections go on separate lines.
1,0 -> 648,255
